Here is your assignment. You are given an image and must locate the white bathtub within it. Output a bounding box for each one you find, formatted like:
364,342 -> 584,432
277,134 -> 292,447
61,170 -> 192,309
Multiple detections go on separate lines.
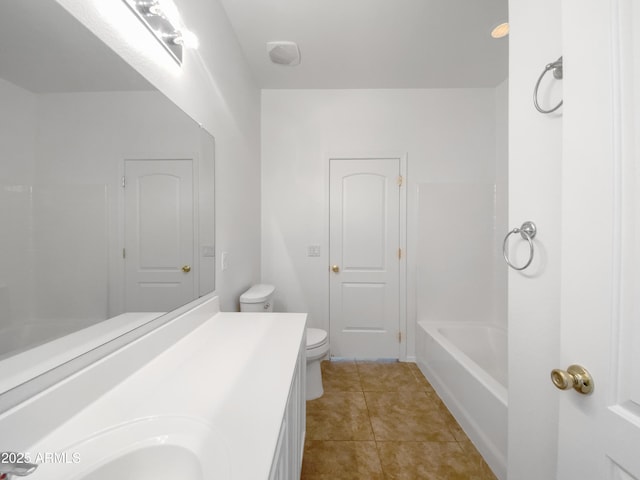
416,321 -> 507,480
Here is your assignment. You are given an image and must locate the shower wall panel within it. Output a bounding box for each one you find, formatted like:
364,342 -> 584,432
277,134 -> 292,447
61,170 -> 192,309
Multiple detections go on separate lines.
416,182 -> 497,324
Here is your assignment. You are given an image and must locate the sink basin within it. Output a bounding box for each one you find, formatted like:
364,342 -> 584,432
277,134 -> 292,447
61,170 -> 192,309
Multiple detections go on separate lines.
75,444 -> 202,480
28,417 -> 231,480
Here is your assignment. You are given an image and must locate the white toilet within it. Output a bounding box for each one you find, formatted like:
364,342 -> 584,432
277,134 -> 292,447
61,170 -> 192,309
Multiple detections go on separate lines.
240,284 -> 329,400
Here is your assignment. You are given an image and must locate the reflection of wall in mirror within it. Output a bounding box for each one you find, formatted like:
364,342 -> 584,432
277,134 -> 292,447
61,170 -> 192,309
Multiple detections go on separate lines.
0,78 -> 213,358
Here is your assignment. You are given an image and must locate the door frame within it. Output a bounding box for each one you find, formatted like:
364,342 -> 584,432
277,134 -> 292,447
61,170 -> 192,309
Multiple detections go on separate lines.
116,154 -> 200,315
325,153 -> 408,360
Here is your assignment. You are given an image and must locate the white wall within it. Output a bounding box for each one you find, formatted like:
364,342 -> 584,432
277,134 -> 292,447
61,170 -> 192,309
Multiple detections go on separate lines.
56,0 -> 262,311
261,88 -> 505,358
507,0 -> 562,478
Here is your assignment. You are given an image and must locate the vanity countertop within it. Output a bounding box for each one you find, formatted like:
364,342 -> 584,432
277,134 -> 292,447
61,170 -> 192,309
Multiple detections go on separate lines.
23,309 -> 307,479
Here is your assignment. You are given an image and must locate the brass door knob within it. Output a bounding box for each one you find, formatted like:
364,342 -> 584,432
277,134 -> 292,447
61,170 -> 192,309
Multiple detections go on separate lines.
551,364 -> 594,395
182,265 -> 191,273
331,265 -> 340,273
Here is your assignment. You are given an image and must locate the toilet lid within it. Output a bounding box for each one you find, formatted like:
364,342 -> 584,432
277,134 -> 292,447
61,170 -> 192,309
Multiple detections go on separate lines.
239,284 -> 275,304
306,328 -> 328,349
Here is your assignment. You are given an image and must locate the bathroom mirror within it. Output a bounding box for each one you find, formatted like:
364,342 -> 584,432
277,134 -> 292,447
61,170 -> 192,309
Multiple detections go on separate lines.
0,2 -> 215,394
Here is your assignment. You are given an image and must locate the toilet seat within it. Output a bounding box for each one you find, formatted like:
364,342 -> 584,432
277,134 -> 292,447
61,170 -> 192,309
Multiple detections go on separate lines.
306,328 -> 328,349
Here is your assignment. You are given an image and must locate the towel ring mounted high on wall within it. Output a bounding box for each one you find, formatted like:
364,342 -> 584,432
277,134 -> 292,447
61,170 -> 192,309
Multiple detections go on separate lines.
503,221 -> 537,271
533,56 -> 563,114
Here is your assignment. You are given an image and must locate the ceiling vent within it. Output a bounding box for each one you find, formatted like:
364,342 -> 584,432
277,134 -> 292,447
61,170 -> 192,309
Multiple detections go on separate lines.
266,41 -> 301,66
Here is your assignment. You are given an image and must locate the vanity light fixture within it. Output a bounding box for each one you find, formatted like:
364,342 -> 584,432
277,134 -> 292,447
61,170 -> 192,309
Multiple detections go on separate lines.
122,0 -> 199,64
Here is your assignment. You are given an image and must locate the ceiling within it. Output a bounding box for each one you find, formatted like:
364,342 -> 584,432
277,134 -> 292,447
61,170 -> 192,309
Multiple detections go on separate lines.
218,0 -> 509,89
0,1 -> 152,93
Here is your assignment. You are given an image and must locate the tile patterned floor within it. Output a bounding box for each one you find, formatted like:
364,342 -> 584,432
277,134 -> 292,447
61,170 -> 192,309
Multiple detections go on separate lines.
301,360 -> 497,480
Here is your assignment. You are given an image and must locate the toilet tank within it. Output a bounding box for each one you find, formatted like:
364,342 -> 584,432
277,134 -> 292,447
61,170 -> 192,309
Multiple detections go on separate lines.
240,284 -> 275,312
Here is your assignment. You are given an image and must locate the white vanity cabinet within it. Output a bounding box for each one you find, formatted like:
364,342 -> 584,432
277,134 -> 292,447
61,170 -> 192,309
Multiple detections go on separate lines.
269,334 -> 306,480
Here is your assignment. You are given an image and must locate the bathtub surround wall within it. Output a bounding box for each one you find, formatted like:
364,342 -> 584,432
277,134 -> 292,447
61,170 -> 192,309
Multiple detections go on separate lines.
0,78 -> 36,183
261,87 -> 507,358
415,80 -> 508,328
493,79 -> 508,325
0,79 -> 37,327
32,185 -> 108,324
416,183 -> 497,325
55,0 -> 262,311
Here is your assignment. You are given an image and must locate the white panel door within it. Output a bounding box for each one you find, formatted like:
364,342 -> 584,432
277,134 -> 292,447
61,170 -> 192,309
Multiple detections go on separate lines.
124,159 -> 195,312
329,158 -> 401,359
557,1 -> 640,478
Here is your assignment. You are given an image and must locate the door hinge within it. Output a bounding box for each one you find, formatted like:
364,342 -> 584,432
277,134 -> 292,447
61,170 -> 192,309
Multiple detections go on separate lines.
122,248 -> 126,259
397,175 -> 403,187
121,176 -> 126,188
398,248 -> 402,259
398,331 -> 402,343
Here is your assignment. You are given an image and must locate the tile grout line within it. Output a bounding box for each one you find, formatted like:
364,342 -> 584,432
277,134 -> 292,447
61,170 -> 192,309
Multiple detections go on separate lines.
356,361 -> 390,479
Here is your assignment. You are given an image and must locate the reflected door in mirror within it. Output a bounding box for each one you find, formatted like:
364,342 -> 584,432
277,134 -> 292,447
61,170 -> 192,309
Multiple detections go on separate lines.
124,159 -> 195,312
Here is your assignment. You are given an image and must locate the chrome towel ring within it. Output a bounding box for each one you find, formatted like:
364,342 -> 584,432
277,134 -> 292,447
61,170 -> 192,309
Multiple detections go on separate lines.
533,56 -> 563,114
503,221 -> 537,271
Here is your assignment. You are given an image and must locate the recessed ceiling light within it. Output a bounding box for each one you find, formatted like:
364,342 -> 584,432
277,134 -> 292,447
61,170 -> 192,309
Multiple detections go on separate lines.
491,22 -> 510,39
